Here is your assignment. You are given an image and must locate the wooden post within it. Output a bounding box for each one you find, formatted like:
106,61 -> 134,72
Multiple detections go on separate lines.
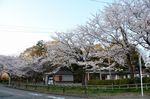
112,84 -> 114,91
135,84 -> 138,89
146,84 -> 148,90
62,86 -> 65,94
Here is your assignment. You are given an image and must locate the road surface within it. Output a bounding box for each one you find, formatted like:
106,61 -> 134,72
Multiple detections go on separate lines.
0,85 -> 86,99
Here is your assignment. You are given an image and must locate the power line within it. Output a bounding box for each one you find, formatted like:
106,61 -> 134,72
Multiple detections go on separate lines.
0,29 -> 52,34
0,25 -> 52,30
0,25 -> 55,33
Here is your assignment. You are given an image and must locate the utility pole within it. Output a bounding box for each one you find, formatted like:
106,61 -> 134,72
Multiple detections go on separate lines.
139,54 -> 144,96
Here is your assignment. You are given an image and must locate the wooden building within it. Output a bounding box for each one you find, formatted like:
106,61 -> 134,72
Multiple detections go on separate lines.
45,66 -> 74,84
85,69 -> 150,81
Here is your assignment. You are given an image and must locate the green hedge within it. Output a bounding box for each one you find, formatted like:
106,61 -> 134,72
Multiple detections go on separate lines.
143,77 -> 150,83
88,77 -> 150,85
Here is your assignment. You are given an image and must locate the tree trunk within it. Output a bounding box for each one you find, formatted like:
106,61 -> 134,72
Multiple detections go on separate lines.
82,73 -> 85,85
126,53 -> 135,79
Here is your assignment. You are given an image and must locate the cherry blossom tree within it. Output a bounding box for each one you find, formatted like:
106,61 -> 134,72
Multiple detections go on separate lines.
46,40 -> 73,66
2,0 -> 150,81
52,29 -> 98,67
122,0 -> 150,49
0,55 -> 48,79
84,1 -> 141,78
0,55 -> 28,77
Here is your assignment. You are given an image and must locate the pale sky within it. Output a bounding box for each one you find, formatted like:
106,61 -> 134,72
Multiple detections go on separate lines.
0,0 -> 113,56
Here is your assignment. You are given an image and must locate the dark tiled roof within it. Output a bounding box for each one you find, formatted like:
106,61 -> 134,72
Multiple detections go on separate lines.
45,66 -> 73,75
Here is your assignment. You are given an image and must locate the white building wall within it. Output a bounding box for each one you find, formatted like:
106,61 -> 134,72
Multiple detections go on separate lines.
107,75 -> 110,80
115,75 -> 119,80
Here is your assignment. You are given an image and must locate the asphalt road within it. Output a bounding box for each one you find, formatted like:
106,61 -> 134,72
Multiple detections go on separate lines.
0,85 -> 86,99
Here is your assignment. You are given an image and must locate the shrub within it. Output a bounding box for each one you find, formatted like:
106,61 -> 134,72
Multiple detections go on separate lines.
143,77 -> 150,83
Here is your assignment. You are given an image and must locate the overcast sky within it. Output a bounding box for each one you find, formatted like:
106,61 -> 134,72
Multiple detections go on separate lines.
0,0 -> 113,56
